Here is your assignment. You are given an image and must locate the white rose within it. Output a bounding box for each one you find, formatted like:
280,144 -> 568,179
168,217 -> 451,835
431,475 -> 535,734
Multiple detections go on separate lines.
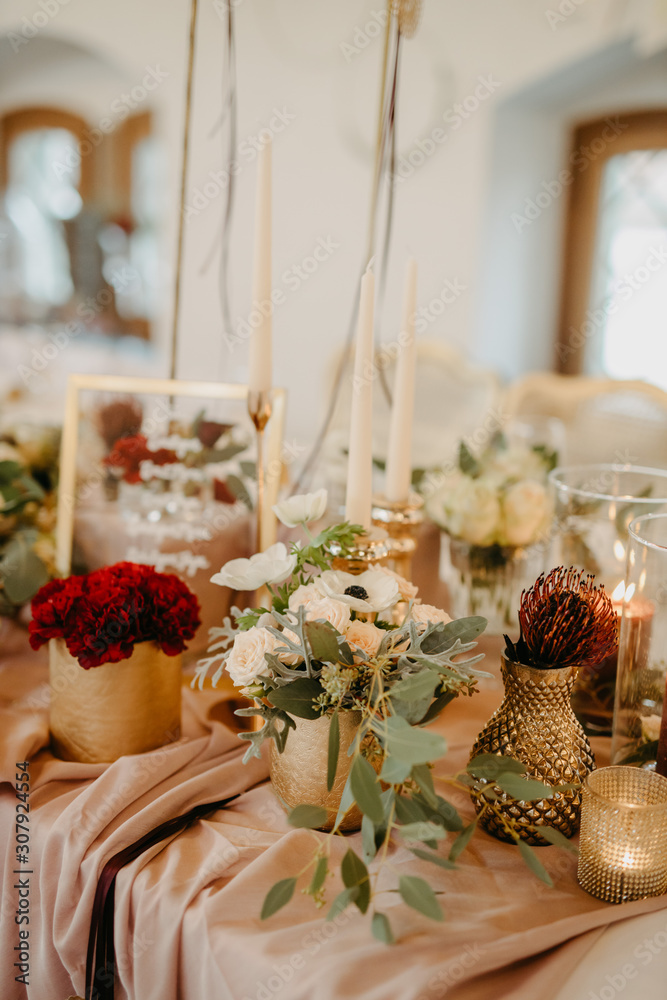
211,542 -> 297,590
641,714 -> 662,742
345,620 -> 384,659
0,443 -> 22,464
226,627 -> 277,687
501,479 -> 550,547
288,581 -> 327,612
273,488 -> 328,528
303,597 -> 351,634
410,604 -> 452,628
458,479 -> 501,546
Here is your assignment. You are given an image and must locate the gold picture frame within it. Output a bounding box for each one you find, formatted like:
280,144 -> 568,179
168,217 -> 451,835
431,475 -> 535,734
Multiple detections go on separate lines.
55,374 -> 286,574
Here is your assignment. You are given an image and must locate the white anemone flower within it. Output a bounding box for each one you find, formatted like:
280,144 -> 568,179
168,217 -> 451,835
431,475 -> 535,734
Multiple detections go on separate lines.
272,488 -> 328,528
317,567 -> 401,613
210,542 -> 297,591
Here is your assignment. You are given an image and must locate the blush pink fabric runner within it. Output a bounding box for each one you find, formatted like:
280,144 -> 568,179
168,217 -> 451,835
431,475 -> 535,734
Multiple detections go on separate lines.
2,624 -> 667,1000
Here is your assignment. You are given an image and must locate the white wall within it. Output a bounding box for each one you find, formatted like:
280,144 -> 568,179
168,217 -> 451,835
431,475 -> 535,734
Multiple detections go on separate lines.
0,0 -> 665,453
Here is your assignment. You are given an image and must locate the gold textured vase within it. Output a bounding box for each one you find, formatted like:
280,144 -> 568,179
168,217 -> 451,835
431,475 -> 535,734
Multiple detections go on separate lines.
469,652 -> 595,844
49,638 -> 182,763
270,711 -> 376,832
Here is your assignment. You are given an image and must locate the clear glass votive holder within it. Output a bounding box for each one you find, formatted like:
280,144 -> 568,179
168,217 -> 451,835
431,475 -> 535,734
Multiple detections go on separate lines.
549,464 -> 667,736
577,766 -> 667,904
611,512 -> 667,770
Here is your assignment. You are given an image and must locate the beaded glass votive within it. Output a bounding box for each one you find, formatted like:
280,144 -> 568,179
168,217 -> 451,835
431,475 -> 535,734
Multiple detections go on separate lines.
577,766 -> 667,904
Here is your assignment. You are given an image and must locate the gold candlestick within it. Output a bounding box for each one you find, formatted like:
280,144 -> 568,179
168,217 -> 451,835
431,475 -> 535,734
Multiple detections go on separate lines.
247,388 -> 272,553
328,526 -> 390,573
371,493 -> 424,581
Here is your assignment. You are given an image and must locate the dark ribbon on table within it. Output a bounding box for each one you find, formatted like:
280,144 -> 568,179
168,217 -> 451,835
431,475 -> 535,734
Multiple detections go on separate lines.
83,795 -> 239,1000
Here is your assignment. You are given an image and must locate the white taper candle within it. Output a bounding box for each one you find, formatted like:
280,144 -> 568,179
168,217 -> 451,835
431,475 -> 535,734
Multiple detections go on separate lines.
385,258 -> 417,502
345,268 -> 375,528
248,137 -> 272,394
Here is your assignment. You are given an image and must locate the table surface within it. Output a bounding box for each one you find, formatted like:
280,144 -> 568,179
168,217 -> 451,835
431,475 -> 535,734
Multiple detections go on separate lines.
2,622 -> 667,1000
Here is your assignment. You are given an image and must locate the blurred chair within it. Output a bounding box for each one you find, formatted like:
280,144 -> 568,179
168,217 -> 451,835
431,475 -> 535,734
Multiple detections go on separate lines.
503,374 -> 667,469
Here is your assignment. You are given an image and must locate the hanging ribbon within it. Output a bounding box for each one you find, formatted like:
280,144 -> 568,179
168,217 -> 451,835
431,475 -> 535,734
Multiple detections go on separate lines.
82,794 -> 239,1000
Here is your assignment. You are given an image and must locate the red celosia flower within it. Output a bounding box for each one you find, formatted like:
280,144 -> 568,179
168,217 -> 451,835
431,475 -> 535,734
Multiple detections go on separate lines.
29,562 -> 200,668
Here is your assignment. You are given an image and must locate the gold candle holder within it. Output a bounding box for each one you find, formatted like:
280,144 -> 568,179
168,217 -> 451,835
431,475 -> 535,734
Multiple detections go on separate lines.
247,388 -> 273,553
328,526 -> 390,573
577,766 -> 667,904
371,493 -> 424,581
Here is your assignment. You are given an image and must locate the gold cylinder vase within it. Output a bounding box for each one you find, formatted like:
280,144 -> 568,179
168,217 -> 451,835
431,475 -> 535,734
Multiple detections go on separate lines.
49,638 -> 182,763
270,711 -> 379,832
469,652 -> 595,844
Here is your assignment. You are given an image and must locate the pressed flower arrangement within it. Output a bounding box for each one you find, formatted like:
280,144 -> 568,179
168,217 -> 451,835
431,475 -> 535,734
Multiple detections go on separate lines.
198,492 -> 580,940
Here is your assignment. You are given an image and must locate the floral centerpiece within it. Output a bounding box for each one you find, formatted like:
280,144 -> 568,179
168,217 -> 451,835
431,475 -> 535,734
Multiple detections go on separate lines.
196,491 -> 577,940
427,435 -> 556,633
30,562 -> 201,763
0,424 -> 59,616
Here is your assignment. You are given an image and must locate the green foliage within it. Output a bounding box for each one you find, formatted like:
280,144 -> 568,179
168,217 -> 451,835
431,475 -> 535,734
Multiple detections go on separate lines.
371,911 -> 394,944
288,804 -> 329,829
398,875 -> 444,921
261,878 -> 297,919
327,710 -> 340,791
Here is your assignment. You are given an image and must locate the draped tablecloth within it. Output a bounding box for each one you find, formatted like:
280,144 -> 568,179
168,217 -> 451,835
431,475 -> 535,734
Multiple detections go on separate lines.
2,623 -> 667,1000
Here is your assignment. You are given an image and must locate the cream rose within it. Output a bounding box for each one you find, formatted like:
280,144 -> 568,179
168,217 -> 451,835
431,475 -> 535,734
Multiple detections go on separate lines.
501,479 -> 550,547
225,627 -> 276,687
345,620 -> 384,660
304,597 -> 351,634
288,581 -> 327,613
410,603 -> 452,628
458,479 -> 502,546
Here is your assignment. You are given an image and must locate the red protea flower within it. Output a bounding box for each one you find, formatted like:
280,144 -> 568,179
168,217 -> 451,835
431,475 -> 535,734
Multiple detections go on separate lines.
505,567 -> 618,669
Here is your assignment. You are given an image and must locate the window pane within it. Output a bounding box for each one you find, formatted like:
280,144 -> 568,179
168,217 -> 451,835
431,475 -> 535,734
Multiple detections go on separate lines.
585,149 -> 667,389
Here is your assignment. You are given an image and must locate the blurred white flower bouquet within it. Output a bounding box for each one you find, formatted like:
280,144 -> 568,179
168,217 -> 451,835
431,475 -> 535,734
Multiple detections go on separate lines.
428,435 -> 556,632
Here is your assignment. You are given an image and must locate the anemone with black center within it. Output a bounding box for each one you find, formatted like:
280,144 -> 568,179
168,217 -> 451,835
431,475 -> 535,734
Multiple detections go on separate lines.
344,585 -> 369,601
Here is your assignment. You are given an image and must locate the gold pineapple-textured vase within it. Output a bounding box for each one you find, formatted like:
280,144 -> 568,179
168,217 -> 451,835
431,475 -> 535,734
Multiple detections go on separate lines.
470,652 -> 595,844
270,711 -> 379,832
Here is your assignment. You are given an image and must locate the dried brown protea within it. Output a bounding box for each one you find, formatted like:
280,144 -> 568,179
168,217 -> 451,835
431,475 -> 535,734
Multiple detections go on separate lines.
505,567 -> 618,669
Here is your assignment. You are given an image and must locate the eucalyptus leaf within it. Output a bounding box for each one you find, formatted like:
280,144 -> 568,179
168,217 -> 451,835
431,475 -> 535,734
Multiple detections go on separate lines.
394,794 -> 430,826
421,616 -> 487,654
458,441 -> 481,478
535,826 -> 579,854
267,677 -> 323,719
496,773 -> 553,801
418,690 -> 458,726
379,754 -> 412,786
449,818 -> 478,862
410,847 -> 457,870
378,715 -> 446,765
362,813 -> 379,864
398,875 -> 444,922
287,804 -> 329,829
261,877 -> 297,919
412,764 -> 438,809
518,840 -> 553,887
390,670 -> 439,702
226,473 -> 253,510
308,856 -> 328,896
341,848 -> 370,914
333,773 -> 355,831
398,821 -> 448,843
304,619 -> 342,663
350,754 -> 384,825
327,886 -> 359,921
467,754 -> 527,780
371,911 -> 394,944
327,709 -> 340,792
